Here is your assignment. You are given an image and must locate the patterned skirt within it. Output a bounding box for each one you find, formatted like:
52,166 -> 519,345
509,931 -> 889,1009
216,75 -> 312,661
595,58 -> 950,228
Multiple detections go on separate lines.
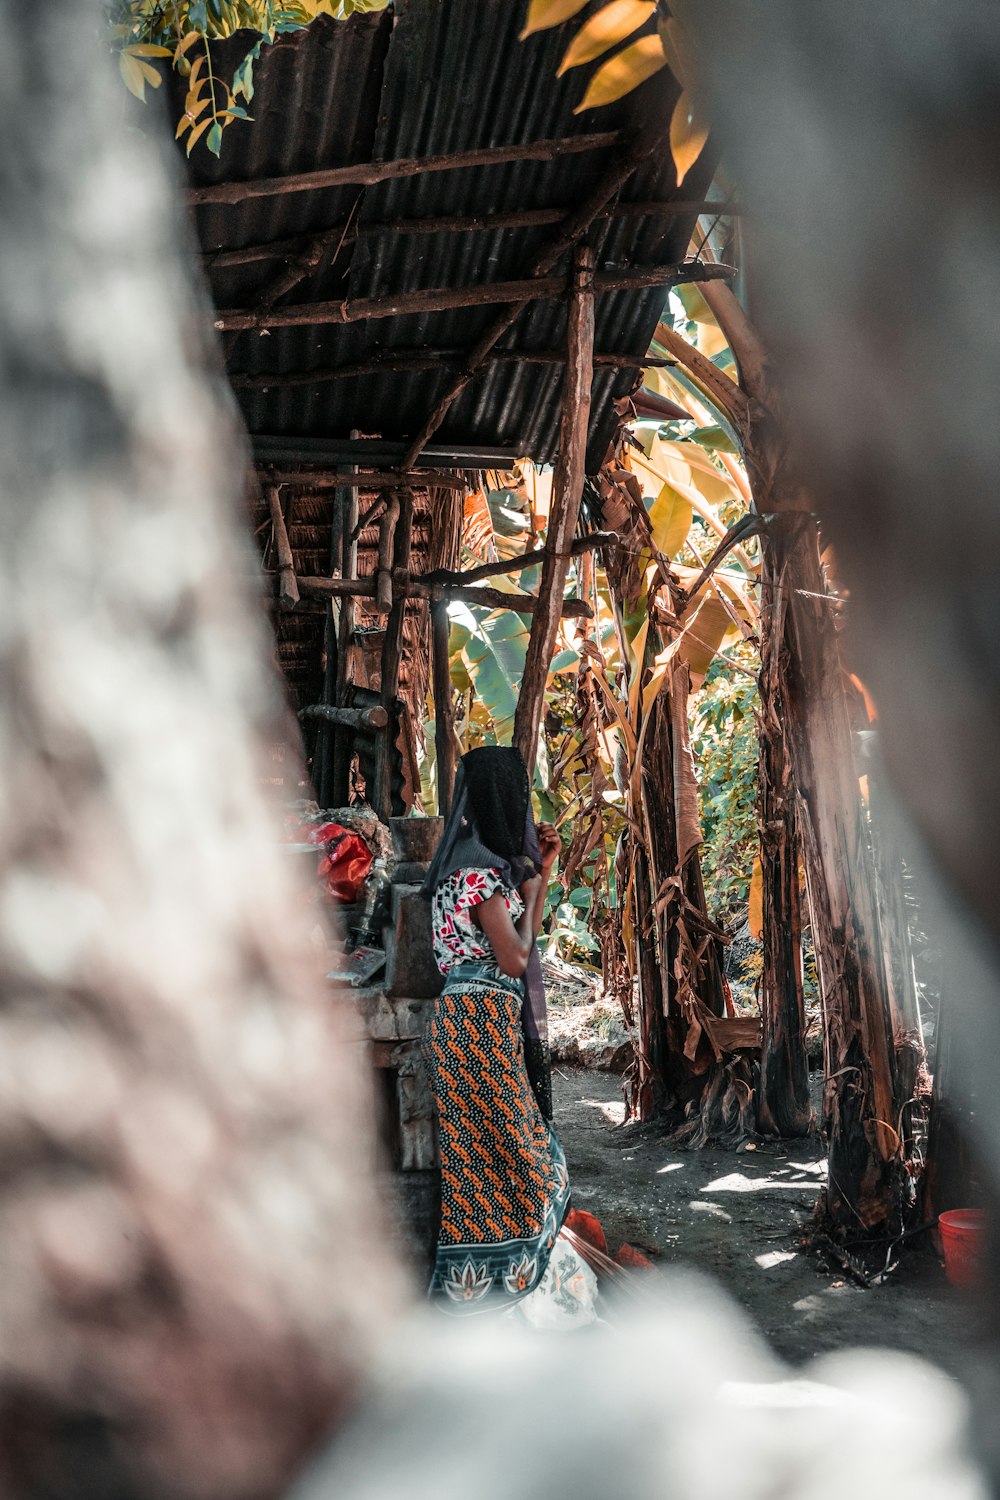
422,962 -> 571,1311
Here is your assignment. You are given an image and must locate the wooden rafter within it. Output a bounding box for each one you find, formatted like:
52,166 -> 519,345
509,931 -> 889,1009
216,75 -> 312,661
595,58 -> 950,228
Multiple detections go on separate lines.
214,261 -> 735,334
188,131 -> 622,207
204,196 -> 744,276
234,351 -> 675,394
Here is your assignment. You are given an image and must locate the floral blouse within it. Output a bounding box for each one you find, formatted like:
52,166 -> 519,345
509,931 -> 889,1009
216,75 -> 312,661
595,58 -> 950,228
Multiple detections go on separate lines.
431,867 -> 525,976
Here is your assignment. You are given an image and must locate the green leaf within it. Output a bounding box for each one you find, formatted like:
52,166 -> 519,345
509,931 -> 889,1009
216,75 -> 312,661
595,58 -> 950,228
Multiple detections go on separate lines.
689,424 -> 739,454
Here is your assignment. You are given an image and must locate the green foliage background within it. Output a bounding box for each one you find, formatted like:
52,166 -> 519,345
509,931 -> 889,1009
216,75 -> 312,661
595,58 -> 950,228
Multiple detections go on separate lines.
690,641 -> 759,926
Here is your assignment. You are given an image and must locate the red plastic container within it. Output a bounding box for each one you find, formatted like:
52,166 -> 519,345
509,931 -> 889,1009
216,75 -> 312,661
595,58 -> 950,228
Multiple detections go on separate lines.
939,1209 -> 985,1289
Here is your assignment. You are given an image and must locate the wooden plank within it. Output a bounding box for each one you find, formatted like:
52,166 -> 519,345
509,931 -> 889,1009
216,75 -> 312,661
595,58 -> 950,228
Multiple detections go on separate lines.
513,246 -> 595,768
188,131 -> 622,207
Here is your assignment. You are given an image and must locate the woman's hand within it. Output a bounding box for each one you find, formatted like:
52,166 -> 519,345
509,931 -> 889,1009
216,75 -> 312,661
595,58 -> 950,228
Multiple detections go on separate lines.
537,823 -> 561,875
518,873 -> 543,905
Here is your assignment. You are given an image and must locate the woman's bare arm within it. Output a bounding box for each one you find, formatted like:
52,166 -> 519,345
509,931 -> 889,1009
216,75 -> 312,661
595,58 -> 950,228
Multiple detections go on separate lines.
473,827 -> 561,978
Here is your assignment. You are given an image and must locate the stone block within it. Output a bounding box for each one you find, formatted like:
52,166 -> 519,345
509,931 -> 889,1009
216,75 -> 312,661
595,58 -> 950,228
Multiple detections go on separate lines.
354,988 -> 431,1042
385,883 -> 442,999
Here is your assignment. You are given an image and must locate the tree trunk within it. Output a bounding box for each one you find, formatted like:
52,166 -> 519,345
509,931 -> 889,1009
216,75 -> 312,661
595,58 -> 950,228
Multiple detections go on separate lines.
756,543 -> 811,1137
776,516 -> 904,1233
0,8 -> 403,1497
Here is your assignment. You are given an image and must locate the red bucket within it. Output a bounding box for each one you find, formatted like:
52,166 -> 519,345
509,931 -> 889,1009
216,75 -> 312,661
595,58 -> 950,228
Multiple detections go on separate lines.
939,1209 -> 985,1289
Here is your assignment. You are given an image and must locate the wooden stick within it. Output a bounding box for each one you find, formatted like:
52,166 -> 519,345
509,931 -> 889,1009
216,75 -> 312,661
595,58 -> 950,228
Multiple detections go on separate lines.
375,492 -> 400,614
514,246 -> 595,769
287,574 -> 592,617
332,464 -> 359,805
202,199 -> 746,273
375,489 -> 413,817
213,261 -> 735,334
431,597 -> 457,820
418,531 -> 616,588
189,132 -> 622,208
299,703 -> 389,731
235,352 -> 673,394
256,467 -> 465,490
266,483 -> 299,608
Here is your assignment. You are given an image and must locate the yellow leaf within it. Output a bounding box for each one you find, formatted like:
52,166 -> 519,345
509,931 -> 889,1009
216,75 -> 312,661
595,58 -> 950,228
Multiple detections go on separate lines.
185,116 -> 213,156
748,854 -> 763,940
670,89 -> 710,186
675,594 -> 738,685
658,15 -> 696,90
557,0 -> 654,73
520,0 -> 590,38
175,30 -> 202,58
574,34 -> 666,112
125,43 -> 173,58
136,58 -> 163,89
119,51 -> 148,100
648,481 -> 693,559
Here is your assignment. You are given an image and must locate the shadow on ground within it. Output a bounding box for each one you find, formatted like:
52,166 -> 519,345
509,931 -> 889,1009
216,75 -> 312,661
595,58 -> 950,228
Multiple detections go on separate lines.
554,1066 -> 971,1373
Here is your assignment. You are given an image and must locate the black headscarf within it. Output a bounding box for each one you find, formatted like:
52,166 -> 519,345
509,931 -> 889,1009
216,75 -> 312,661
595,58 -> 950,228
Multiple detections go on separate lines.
422,747 -> 552,1120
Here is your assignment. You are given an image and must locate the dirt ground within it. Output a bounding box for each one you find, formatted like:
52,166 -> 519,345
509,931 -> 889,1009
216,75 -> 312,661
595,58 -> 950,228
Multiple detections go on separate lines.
554,1066 -> 974,1377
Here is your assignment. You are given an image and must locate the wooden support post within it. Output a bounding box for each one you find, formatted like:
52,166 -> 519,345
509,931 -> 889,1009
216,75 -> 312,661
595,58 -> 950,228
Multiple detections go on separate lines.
431,598 -> 456,819
374,489 -> 413,820
332,467 -> 359,807
375,492 -> 400,614
513,245 -> 595,769
267,484 -> 299,609
756,543 -> 811,1137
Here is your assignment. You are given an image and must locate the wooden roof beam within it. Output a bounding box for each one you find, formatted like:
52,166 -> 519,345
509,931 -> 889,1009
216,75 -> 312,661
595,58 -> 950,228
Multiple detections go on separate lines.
234,351 -> 674,394
214,261 -> 734,335
202,199 -> 744,273
188,131 -> 623,208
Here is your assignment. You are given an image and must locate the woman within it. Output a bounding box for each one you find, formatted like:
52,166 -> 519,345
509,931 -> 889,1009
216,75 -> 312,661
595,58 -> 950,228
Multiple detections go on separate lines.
421,746 -> 586,1316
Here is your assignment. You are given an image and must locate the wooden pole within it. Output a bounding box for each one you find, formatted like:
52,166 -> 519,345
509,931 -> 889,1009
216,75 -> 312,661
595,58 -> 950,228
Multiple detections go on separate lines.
287,574 -> 593,617
299,703 -> 389,731
189,132 -> 622,207
431,598 -> 456,820
203,199 -> 744,274
419,531 -> 615,588
256,468 -> 466,490
213,261 -> 735,334
234,352 -> 674,394
513,246 -> 595,769
267,484 -> 299,609
375,491 -> 400,614
374,489 -> 413,819
332,465 -> 359,806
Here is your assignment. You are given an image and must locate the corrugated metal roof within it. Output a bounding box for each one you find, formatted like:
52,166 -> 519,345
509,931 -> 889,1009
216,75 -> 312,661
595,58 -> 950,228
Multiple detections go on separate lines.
183,0 -> 714,472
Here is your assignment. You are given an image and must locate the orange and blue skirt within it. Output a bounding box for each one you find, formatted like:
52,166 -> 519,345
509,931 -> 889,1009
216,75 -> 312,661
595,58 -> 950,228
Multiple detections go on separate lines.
422,963 -> 570,1311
